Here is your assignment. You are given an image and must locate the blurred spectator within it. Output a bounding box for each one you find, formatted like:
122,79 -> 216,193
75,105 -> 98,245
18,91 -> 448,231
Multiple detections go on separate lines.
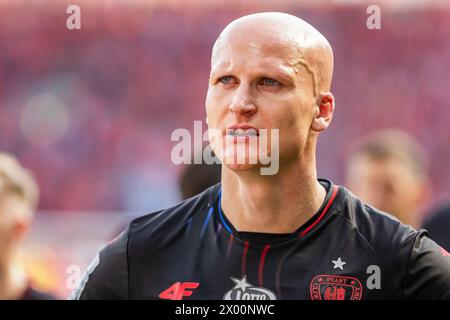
0,152 -> 55,299
345,129 -> 431,229
179,161 -> 221,200
110,156 -> 221,240
423,203 -> 450,251
1,3 -> 450,212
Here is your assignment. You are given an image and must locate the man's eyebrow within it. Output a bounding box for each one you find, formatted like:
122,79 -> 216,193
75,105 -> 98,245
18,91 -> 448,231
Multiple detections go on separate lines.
210,64 -> 296,82
210,61 -> 233,76
258,66 -> 297,83
268,69 -> 295,80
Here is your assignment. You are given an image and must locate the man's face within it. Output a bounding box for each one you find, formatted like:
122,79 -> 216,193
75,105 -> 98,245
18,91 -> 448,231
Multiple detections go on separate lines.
205,29 -> 316,172
346,155 -> 425,226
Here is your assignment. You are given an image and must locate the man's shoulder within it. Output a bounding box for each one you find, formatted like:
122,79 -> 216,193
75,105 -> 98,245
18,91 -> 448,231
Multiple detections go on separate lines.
124,183 -> 219,252
130,183 -> 218,231
337,186 -> 420,258
335,186 -> 450,299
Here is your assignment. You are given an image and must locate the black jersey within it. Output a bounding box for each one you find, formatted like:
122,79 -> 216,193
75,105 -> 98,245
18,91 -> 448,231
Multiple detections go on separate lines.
72,179 -> 450,300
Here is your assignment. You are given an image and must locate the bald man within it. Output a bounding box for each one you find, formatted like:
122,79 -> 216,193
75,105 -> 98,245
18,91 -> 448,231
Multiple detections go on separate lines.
73,13 -> 450,300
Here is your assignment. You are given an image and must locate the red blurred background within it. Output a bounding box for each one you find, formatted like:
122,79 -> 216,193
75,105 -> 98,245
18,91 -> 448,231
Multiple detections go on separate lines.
0,0 -> 449,298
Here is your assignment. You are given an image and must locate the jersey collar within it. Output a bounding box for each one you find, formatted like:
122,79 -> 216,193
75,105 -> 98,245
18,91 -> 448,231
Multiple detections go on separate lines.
210,179 -> 341,242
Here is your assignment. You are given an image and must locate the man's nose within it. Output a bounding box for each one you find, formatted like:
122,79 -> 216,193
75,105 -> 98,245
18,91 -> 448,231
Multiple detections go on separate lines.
229,84 -> 256,117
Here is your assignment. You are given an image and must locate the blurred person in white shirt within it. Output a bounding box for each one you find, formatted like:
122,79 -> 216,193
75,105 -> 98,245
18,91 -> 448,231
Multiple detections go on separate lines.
0,152 -> 54,299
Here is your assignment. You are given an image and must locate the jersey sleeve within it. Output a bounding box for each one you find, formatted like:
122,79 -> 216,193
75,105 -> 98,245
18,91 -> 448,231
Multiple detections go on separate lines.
70,227 -> 129,300
403,230 -> 450,299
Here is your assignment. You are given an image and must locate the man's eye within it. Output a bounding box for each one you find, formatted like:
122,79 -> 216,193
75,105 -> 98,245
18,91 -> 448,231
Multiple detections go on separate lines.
218,76 -> 234,84
259,78 -> 280,87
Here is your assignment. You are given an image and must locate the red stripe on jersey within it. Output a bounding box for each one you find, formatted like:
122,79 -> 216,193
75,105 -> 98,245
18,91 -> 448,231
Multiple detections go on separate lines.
226,233 -> 234,258
241,241 -> 250,278
258,244 -> 271,287
299,185 -> 339,237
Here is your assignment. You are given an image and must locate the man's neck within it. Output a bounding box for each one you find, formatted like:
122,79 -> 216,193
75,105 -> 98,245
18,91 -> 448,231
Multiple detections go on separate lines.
221,160 -> 327,234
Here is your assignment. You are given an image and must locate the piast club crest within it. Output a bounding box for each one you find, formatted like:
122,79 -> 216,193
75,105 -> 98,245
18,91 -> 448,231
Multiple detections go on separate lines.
310,275 -> 362,300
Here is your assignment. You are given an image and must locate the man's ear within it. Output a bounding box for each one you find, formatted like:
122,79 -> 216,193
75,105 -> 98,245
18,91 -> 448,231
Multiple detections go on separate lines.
311,92 -> 335,132
14,216 -> 31,242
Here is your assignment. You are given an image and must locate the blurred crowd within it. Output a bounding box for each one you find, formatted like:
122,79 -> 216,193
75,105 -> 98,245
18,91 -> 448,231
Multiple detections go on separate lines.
0,0 -> 450,299
1,3 -> 449,213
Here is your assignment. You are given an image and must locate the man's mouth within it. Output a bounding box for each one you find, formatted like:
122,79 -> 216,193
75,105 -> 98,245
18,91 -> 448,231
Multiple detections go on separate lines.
226,128 -> 259,137
226,126 -> 259,137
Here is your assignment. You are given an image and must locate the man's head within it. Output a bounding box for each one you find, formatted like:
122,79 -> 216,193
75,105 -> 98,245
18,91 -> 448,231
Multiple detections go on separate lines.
0,153 -> 38,263
205,12 -> 334,173
345,129 -> 430,228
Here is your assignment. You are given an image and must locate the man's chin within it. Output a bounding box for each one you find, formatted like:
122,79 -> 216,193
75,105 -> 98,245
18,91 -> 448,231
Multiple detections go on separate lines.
222,161 -> 260,172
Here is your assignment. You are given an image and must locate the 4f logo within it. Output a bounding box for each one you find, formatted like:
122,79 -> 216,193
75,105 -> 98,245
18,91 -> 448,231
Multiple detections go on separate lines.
159,282 -> 200,300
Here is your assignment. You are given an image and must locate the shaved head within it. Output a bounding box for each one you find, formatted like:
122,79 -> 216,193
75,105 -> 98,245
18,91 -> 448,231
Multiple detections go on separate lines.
211,12 -> 334,94
206,12 -> 336,175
